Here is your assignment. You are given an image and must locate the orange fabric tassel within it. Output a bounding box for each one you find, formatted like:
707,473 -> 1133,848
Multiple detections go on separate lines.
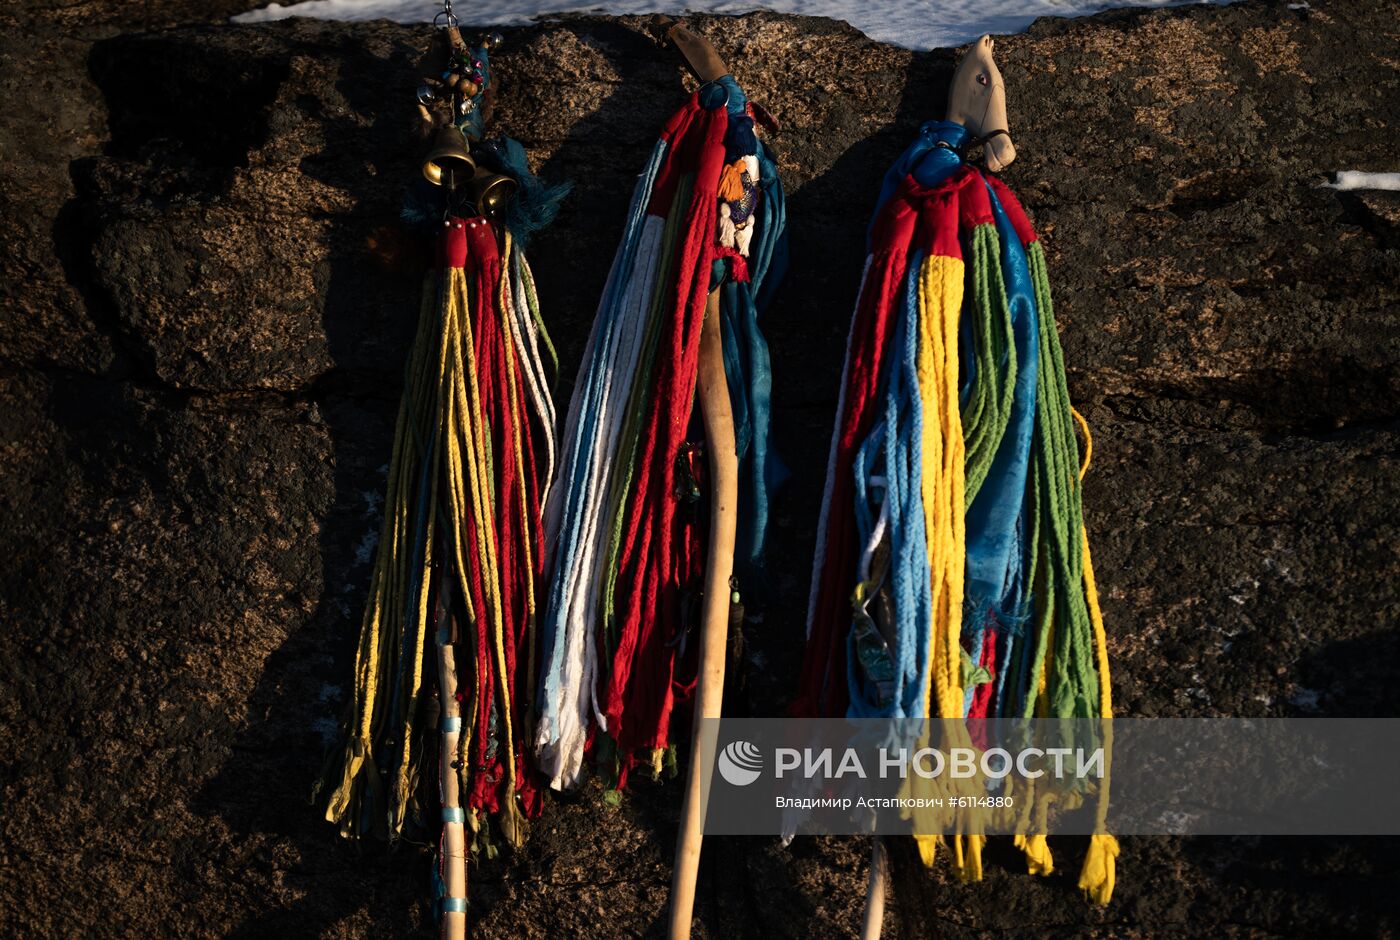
717,160 -> 747,202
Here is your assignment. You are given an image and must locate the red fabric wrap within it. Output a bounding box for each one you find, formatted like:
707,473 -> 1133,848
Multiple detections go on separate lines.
438,218 -> 469,268
958,170 -> 994,230
983,174 -> 1039,246
647,95 -> 703,217
968,622 -> 998,721
916,171 -> 966,259
795,169 -> 977,719
434,214 -> 543,817
603,97 -> 729,762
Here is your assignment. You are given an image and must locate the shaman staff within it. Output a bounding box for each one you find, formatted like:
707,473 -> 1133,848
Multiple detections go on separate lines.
789,35 -> 1117,939
531,20 -> 787,940
316,8 -> 568,938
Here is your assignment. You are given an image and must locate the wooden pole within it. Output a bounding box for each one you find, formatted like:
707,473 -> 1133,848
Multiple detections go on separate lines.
860,838 -> 888,940
857,34 -> 1019,940
662,24 -> 739,940
437,595 -> 468,940
668,289 -> 738,939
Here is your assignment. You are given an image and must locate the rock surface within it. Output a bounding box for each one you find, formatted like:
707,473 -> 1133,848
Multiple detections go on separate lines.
2,0 -> 1399,936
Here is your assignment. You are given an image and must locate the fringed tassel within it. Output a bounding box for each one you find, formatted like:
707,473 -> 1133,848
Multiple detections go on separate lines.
1078,834 -> 1119,904
1014,788 -> 1057,875
717,160 -> 747,201
1013,834 -> 1054,876
915,833 -> 943,867
541,86 -> 785,789
952,833 -> 986,883
321,219 -> 555,849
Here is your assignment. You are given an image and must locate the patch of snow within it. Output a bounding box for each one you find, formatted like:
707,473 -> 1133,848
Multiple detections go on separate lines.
1328,171 -> 1400,192
354,527 -> 379,565
1288,686 -> 1321,712
234,0 -> 1236,53
360,488 -> 383,515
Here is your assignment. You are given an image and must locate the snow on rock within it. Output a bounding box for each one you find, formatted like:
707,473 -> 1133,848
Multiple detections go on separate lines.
233,0 -> 1235,52
1329,171 -> 1400,192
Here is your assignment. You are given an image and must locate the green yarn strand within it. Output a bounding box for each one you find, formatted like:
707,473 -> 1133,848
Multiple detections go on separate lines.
961,223 -> 1018,508
1026,241 -> 1100,720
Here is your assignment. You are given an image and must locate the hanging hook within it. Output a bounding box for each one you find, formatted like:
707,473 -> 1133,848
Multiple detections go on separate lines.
433,0 -> 457,29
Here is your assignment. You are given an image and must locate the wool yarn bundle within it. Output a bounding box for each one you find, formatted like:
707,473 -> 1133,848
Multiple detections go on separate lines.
536,73 -> 787,793
315,28 -> 569,932
796,119 -> 1117,904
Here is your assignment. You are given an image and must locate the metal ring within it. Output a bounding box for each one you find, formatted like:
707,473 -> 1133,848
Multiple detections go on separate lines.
697,79 -> 730,112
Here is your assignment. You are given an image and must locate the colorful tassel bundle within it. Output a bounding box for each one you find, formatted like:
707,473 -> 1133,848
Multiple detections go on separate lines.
317,214 -> 560,843
796,120 -> 1116,902
536,75 -> 787,791
316,35 -> 569,869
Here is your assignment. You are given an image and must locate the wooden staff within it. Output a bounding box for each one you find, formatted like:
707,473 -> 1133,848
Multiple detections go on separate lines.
669,290 -> 738,939
437,589 -> 468,940
665,23 -> 739,940
860,838 -> 889,940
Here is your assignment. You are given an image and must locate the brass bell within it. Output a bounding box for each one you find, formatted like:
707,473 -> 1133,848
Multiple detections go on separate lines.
464,166 -> 518,218
423,124 -> 476,186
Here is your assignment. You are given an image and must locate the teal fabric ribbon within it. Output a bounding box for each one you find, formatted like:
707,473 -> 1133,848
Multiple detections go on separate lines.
718,140 -> 788,597
867,120 -> 968,248
962,181 -> 1040,717
848,251 -> 931,719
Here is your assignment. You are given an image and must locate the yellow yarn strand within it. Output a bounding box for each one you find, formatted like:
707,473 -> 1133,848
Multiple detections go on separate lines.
442,271 -> 482,764
1072,407 -> 1093,482
385,282 -> 458,827
445,274 -> 502,781
915,254 -> 967,721
906,254 -> 985,870
451,259 -> 521,815
1072,405 -> 1118,904
327,277 -> 439,829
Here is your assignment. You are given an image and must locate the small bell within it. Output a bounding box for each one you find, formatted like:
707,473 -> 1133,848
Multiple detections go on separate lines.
416,83 -> 437,105
423,124 -> 476,186
464,165 -> 518,218
481,31 -> 504,51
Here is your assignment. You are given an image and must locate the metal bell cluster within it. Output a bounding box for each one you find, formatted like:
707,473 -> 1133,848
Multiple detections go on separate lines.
423,124 -> 518,219
420,31 -> 517,220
